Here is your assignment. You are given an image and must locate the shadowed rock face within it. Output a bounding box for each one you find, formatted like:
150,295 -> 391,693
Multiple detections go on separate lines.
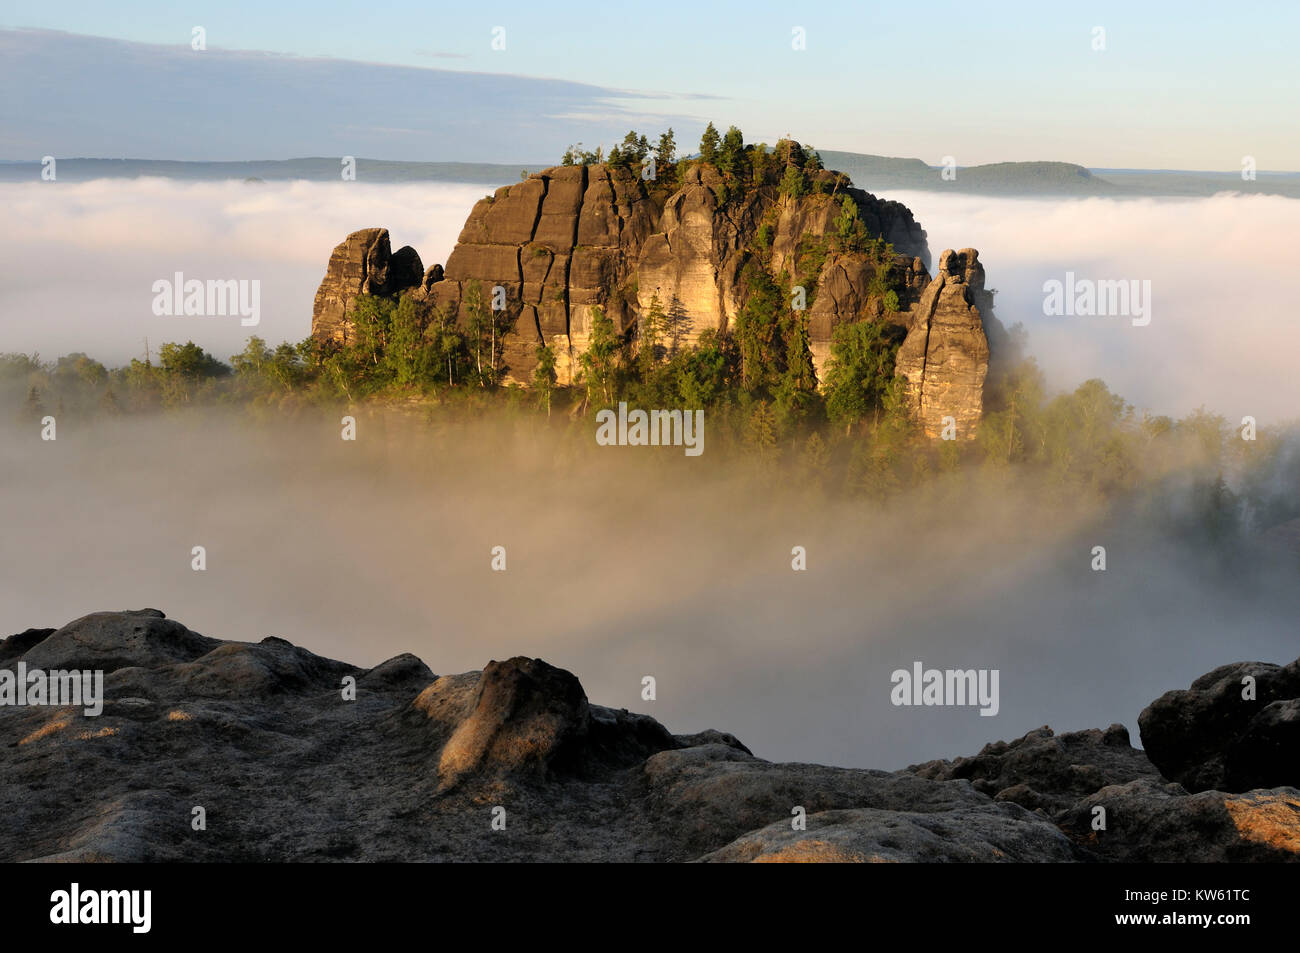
1138,659 -> 1300,793
308,147 -> 991,430
312,227 -> 424,346
6,610 -> 1292,862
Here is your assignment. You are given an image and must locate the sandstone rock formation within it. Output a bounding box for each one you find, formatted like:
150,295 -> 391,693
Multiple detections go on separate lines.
3,610 -> 1298,862
895,249 -> 993,439
312,228 -> 424,346
310,145 -> 994,434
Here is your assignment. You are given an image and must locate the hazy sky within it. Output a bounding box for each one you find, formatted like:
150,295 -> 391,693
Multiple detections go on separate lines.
3,1 -> 1297,168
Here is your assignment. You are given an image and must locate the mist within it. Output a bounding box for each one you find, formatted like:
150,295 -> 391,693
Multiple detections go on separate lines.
883,189 -> 1300,425
0,179 -> 488,364
2,179 -> 1298,769
2,408 -> 1296,771
4,180 -> 1298,423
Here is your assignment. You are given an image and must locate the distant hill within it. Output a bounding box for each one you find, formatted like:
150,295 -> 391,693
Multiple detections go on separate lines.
0,157 -> 546,185
820,152 -> 1115,196
1091,168 -> 1300,199
820,151 -> 1300,199
2,154 -> 1297,198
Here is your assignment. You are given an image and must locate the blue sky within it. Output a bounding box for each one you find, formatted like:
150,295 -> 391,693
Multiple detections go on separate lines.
2,0 -> 1297,168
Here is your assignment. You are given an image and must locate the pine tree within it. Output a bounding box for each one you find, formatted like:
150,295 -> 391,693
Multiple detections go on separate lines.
656,128 -> 676,168
533,343 -> 557,417
700,122 -> 721,163
745,400 -> 778,458
639,294 -> 665,383
718,125 -> 744,178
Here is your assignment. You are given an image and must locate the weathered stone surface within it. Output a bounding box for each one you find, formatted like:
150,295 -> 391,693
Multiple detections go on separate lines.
896,248 -> 992,439
421,657 -> 592,791
311,145 -> 996,408
311,228 -> 423,345
1056,778 -> 1300,862
698,803 -> 1077,862
6,612 -> 1300,862
909,723 -> 1159,815
19,609 -> 216,673
1139,658 -> 1300,792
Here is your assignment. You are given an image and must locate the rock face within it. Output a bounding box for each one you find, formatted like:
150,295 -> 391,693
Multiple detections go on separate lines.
310,144 -> 994,433
3,610 -> 1299,862
312,228 -> 424,346
895,249 -> 993,439
1138,659 -> 1300,793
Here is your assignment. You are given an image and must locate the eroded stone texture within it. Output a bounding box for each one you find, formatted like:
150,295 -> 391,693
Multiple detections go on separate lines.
3,611 -> 1299,862
896,248 -> 992,439
312,228 -> 423,345
311,148 -> 999,425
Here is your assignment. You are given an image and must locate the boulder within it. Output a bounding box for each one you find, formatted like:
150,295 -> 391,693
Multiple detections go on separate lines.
909,723 -> 1159,815
13,611 -> 1295,862
1056,778 -> 1300,862
1138,658 -> 1300,792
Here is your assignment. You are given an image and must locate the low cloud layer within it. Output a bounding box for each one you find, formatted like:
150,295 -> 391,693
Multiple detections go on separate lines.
1,412 -> 1296,770
885,189 -> 1300,424
0,178 -> 487,363
3,180 -> 1296,424
2,183 -> 1297,771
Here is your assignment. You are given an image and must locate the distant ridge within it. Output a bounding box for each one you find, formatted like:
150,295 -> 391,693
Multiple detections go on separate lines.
0,157 -> 547,185
2,153 -> 1297,198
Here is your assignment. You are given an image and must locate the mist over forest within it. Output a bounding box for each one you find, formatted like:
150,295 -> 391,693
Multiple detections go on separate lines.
2,171 -> 1298,768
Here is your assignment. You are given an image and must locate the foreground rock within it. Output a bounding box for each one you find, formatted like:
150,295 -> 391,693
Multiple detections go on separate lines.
1138,659 -> 1300,792
2,611 -> 1297,862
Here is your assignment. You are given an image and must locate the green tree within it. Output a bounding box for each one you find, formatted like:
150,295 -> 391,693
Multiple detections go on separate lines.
822,319 -> 899,435
425,305 -> 467,386
745,400 -> 778,458
385,295 -> 431,387
639,294 -> 665,383
733,263 -> 784,394
463,281 -> 490,386
779,163 -> 807,199
232,336 -> 273,380
699,122 -> 721,163
157,341 -> 229,405
655,128 -> 676,168
718,125 -> 744,178
775,312 -> 820,431
663,296 -> 692,359
532,343 -> 558,417
580,306 -> 619,405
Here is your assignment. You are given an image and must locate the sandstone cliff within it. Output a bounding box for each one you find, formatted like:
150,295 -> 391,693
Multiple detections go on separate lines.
4,609 -> 1298,862
312,228 -> 424,346
895,248 -> 993,439
311,143 -> 998,436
